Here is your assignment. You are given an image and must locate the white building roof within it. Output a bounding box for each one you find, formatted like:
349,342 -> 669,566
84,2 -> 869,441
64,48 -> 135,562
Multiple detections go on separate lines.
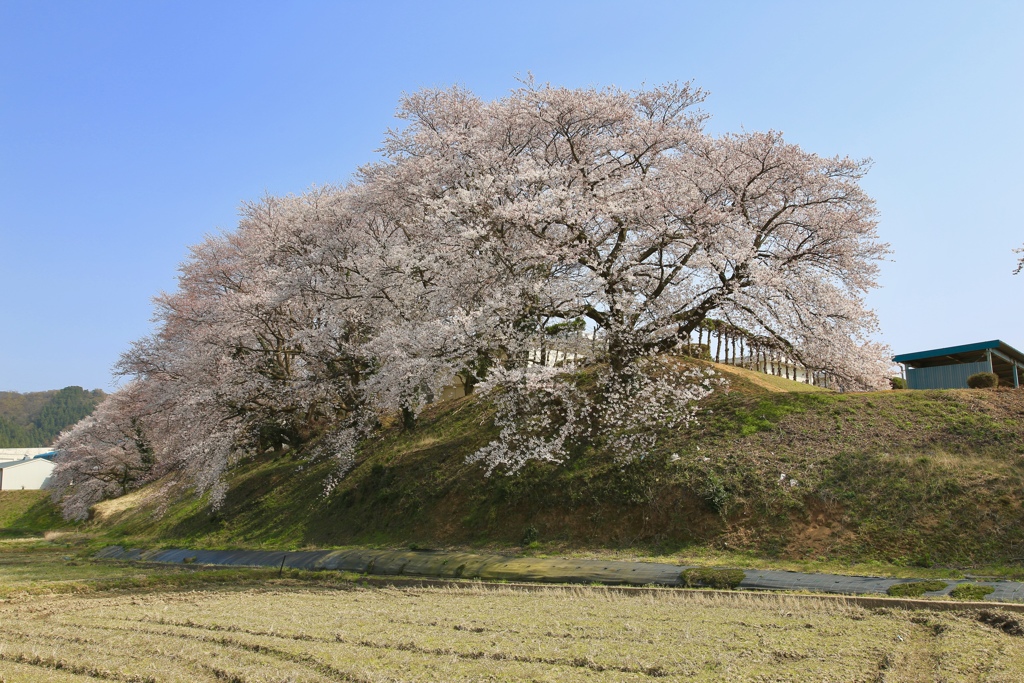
0,447 -> 56,460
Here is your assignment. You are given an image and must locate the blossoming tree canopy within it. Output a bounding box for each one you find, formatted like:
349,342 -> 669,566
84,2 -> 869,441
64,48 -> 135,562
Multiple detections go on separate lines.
49,80 -> 893,517
372,80 -> 890,388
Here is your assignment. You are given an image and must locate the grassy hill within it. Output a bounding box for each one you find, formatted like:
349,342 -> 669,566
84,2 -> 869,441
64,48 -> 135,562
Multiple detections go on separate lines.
81,361 -> 1024,572
709,361 -> 831,393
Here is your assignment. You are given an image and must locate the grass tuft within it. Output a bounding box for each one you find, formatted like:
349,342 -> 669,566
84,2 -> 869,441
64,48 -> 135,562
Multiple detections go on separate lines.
886,580 -> 948,597
679,567 -> 746,589
951,583 -> 996,600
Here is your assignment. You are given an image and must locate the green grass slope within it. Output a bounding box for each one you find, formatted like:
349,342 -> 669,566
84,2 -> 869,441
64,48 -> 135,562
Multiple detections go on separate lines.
0,491 -> 66,538
89,363 -> 1024,569
710,361 -> 831,393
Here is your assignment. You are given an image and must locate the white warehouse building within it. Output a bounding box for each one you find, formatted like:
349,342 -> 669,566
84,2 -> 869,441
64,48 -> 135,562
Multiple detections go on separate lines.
0,451 -> 56,490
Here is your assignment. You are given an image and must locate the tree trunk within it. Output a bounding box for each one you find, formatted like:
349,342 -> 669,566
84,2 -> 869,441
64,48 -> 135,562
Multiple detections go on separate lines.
401,405 -> 416,431
608,333 -> 633,376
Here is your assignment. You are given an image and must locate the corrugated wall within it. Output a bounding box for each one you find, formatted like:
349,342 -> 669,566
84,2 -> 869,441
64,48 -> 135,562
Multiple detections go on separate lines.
907,361 -> 990,389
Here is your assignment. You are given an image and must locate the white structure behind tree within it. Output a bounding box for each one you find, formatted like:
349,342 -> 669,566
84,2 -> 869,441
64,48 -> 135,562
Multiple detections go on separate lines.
0,448 -> 56,461
0,458 -> 55,490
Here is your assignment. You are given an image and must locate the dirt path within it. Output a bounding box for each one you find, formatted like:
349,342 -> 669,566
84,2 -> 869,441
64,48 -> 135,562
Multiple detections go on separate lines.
97,545 -> 1024,603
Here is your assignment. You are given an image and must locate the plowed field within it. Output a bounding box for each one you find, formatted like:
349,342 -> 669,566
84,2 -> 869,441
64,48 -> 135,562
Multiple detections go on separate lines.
3,583 -> 1024,682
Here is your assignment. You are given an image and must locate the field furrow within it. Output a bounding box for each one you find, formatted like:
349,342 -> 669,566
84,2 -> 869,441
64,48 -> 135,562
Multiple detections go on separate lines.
4,583 -> 1024,681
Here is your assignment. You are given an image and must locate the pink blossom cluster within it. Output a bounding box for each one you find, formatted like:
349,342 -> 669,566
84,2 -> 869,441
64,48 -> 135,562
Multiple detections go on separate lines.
49,80 -> 892,518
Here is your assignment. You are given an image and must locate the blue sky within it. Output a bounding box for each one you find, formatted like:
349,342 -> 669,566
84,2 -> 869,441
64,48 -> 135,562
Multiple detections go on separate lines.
1,0 -> 1021,392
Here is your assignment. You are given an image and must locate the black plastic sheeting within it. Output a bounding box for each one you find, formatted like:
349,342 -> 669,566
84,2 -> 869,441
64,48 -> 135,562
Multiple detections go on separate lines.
95,546 -> 1024,602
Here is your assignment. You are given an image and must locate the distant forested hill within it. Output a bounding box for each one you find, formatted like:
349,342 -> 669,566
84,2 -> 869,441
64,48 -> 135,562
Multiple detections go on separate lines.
0,387 -> 106,447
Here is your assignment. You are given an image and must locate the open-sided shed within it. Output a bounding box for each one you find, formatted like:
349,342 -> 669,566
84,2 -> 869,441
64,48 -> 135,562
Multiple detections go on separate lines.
894,340 -> 1024,389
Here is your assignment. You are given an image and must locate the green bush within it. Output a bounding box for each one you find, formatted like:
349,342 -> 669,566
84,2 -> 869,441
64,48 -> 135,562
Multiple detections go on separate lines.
886,580 -> 948,597
950,583 -> 995,600
967,372 -> 1000,389
889,377 -> 907,390
700,474 -> 730,514
680,567 -> 746,590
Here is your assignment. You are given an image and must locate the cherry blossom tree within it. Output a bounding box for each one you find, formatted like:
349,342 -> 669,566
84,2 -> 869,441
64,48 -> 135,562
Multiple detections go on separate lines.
350,80 -> 893,473
50,382 -> 162,520
109,187 -> 382,506
50,79 -> 894,512
374,80 -> 890,390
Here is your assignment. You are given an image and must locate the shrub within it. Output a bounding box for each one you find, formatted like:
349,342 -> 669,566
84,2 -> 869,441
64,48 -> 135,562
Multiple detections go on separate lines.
886,580 -> 948,597
680,567 -> 746,589
889,377 -> 907,390
700,474 -> 730,514
967,372 -> 1000,389
521,525 -> 539,545
951,583 -> 995,600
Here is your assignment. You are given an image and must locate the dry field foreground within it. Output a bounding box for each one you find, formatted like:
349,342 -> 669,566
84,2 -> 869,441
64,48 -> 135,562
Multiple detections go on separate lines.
2,584 -> 1024,682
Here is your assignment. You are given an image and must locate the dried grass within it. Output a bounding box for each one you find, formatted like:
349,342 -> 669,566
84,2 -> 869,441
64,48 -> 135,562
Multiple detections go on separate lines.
3,582 -> 1024,681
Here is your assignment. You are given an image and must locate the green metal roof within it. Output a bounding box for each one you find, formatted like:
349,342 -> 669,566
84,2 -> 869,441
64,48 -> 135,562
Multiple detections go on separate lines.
894,340 -> 1024,365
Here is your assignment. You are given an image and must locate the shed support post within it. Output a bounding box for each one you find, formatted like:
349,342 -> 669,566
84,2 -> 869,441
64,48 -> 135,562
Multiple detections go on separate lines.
986,349 -> 993,373
1014,363 -> 1020,389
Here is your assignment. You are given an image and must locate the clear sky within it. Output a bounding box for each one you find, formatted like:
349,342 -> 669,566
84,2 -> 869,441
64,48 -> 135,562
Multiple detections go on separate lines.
1,0 -> 1021,392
